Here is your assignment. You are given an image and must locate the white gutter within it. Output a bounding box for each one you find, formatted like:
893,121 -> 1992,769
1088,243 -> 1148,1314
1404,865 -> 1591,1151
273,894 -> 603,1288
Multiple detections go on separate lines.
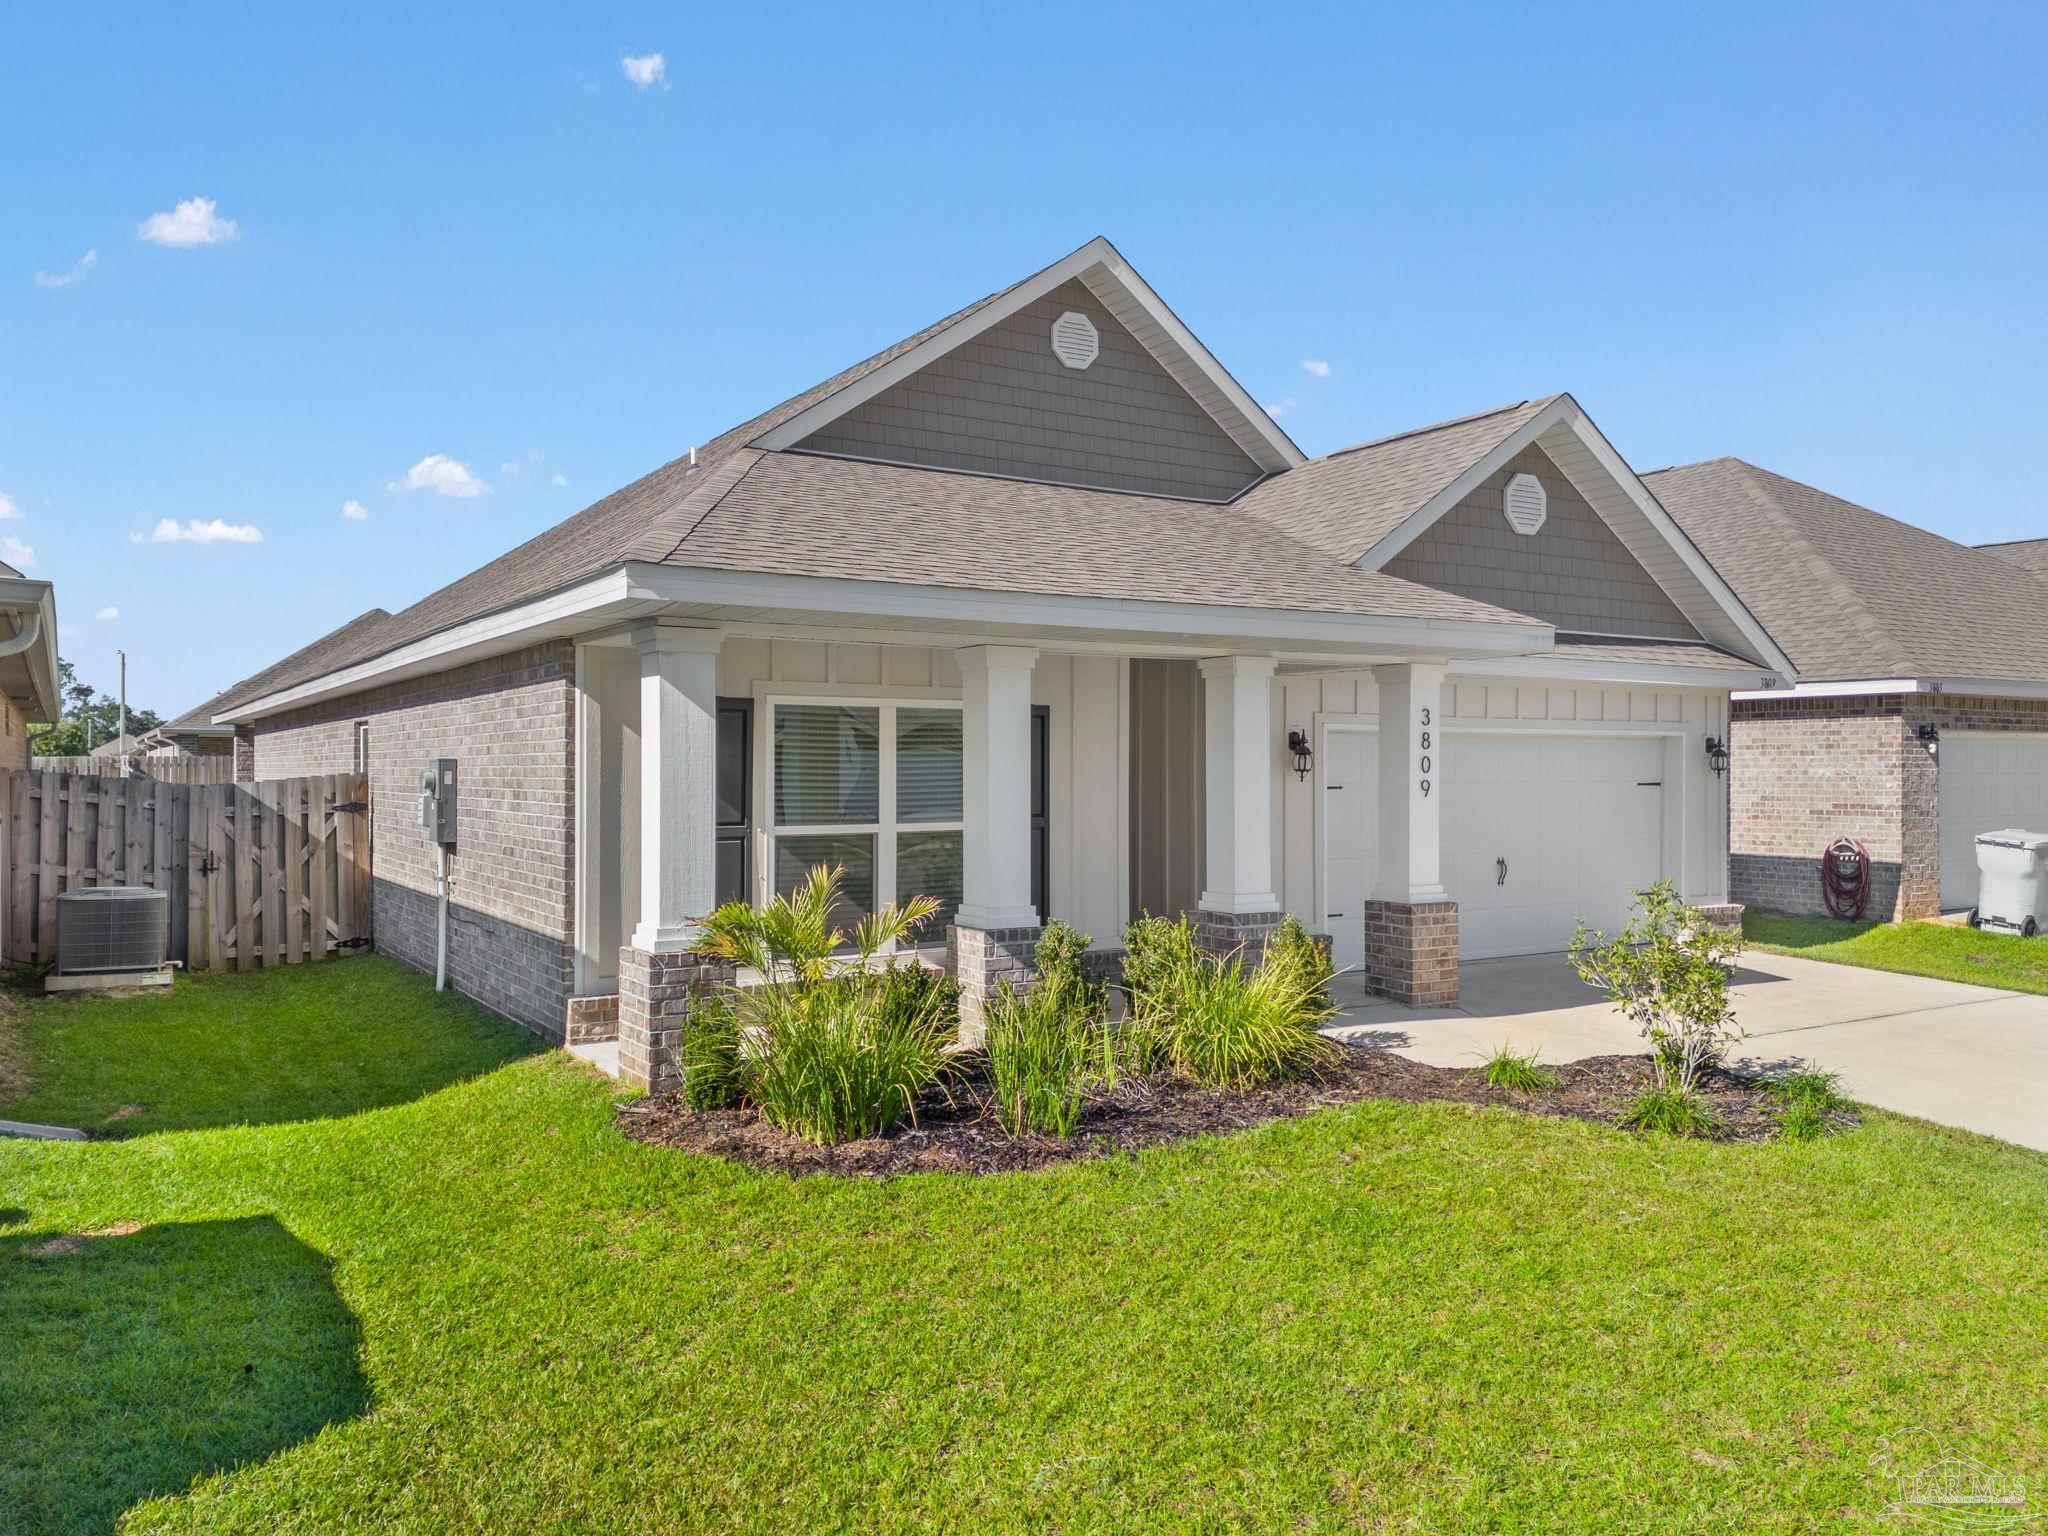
217,562 -> 1561,725
0,576 -> 61,722
1730,677 -> 2048,702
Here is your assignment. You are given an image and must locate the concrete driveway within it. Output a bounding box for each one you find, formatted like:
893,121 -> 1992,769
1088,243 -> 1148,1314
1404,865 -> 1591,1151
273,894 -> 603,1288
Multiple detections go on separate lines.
1328,951 -> 2048,1152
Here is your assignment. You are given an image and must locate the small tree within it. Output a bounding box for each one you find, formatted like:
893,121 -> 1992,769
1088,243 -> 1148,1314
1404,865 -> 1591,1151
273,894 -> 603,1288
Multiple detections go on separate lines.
1568,881 -> 1744,1098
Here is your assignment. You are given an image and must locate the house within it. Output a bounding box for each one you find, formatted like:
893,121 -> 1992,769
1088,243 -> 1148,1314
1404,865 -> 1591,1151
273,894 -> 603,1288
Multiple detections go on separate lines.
207,238 -> 1793,1092
1649,458 -> 2048,920
0,558 -> 62,774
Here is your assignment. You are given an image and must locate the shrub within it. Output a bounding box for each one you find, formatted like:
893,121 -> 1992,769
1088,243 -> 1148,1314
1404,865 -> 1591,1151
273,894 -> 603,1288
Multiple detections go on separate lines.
1482,1043 -> 1560,1094
681,991 -> 744,1111
1776,1098 -> 1827,1142
1154,949 -> 1339,1091
1035,920 -> 1108,1018
741,971 -> 956,1145
1263,915 -> 1335,1014
696,863 -> 938,982
1120,913 -> 1197,1016
985,979 -> 1096,1137
1569,881 -> 1744,1099
1621,1086 -> 1719,1138
1766,1067 -> 1851,1142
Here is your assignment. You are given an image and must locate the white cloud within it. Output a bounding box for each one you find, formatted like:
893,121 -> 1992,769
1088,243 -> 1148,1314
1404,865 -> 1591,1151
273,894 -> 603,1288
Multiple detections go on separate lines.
34,249 -> 97,288
551,472 -> 567,487
390,454 -> 488,499
1261,397 -> 1297,420
95,605 -> 120,621
132,517 -> 263,545
621,52 -> 667,89
1300,358 -> 1332,379
0,492 -> 17,520
340,498 -> 369,521
1,535 -> 34,568
138,197 -> 239,248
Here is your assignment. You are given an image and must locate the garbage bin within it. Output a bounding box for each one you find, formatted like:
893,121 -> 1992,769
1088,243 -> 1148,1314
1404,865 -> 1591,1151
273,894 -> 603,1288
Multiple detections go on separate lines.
1971,830 -> 2048,936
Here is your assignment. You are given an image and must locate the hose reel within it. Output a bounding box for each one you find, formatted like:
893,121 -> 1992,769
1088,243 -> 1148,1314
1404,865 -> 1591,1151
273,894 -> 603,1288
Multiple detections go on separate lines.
1820,836 -> 1871,920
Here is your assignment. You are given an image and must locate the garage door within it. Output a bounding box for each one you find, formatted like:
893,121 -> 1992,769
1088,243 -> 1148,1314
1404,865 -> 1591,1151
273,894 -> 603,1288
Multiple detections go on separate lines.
1939,733 -> 2048,911
1443,734 -> 1667,959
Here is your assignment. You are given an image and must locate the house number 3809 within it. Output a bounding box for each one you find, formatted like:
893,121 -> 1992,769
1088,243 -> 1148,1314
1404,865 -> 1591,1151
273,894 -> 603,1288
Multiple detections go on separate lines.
1419,706 -> 1432,796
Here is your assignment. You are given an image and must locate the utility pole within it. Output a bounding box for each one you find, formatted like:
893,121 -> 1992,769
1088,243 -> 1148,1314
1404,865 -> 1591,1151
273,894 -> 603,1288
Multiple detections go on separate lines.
118,650 -> 128,768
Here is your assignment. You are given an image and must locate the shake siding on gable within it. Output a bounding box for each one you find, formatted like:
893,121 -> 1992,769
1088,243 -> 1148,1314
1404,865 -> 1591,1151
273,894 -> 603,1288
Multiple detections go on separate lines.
1384,446 -> 1699,639
796,279 -> 1265,502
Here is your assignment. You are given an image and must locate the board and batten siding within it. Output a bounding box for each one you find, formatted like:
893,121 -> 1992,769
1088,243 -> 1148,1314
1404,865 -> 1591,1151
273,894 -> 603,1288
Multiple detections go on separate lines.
1272,671 -> 1732,931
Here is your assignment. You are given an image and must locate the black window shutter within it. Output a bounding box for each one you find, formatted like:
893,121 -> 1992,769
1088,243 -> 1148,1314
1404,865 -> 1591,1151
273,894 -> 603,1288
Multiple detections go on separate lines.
715,699 -> 751,908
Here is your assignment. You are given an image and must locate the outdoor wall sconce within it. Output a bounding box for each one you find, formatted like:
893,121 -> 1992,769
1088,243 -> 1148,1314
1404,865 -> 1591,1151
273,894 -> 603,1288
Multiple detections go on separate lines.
1916,723 -> 1940,753
1704,735 -> 1729,778
1286,728 -> 1314,783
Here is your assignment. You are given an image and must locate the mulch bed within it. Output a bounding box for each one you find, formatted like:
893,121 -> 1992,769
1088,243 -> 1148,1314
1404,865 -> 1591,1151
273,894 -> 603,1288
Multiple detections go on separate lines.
614,1046 -> 1855,1177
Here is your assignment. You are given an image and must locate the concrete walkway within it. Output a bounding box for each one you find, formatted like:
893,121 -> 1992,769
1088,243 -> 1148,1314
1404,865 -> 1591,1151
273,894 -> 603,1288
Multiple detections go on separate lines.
1327,951 -> 2048,1152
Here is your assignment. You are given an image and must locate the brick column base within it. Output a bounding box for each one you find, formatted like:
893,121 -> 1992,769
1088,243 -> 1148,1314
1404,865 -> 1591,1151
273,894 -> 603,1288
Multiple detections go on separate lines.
947,923 -> 1041,1046
564,993 -> 620,1044
1363,900 -> 1459,1006
1193,908 -> 1284,963
618,947 -> 735,1095
233,728 -> 256,784
1692,902 -> 1744,934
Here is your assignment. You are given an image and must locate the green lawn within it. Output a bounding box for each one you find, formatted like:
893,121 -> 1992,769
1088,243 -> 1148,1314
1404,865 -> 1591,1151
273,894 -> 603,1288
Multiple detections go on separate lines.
1744,909 -> 2048,994
4,956 -> 2045,1534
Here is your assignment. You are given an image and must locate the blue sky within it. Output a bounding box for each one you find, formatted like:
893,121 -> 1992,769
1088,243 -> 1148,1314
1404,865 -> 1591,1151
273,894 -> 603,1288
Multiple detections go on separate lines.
5,2 -> 2044,717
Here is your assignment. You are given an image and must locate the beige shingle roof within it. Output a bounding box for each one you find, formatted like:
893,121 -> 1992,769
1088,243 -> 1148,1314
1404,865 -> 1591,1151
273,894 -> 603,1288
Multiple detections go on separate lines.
1235,398 -> 1559,562
663,451 -> 1537,624
176,608 -> 392,729
1646,458 -> 2048,683
1548,634 -> 1767,672
1979,537 -> 2048,575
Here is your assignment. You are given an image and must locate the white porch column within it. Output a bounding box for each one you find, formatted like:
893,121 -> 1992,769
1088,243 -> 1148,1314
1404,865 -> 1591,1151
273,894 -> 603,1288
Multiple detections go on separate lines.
954,644 -> 1040,932
631,623 -> 723,952
1194,655 -> 1281,957
1366,662 -> 1457,1006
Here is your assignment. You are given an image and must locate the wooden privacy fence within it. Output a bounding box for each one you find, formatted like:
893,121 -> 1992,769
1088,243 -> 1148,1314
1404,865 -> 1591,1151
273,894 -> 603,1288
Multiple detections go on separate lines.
31,755 -> 238,785
2,770 -> 371,971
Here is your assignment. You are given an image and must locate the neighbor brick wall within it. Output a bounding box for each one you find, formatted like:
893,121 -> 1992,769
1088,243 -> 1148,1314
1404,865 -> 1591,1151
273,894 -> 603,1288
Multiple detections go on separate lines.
252,641 -> 577,1038
0,695 -> 28,772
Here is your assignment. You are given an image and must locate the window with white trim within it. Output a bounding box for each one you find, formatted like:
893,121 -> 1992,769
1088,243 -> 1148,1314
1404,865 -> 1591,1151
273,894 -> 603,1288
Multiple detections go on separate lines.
768,701 -> 964,941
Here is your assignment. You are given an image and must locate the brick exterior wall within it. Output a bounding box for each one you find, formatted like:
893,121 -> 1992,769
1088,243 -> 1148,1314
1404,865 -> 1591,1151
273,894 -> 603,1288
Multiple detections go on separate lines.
1729,692 -> 2048,921
1362,900 -> 1459,1006
1192,907 -> 1283,962
233,728 -> 256,783
798,278 -> 1264,502
947,923 -> 1042,1045
565,993 -> 619,1044
618,947 -> 735,1095
250,641 -> 578,1038
0,694 -> 28,772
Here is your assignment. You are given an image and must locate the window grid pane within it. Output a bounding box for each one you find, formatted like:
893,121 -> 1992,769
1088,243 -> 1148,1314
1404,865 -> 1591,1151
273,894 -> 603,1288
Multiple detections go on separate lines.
896,707 -> 963,823
774,705 -> 879,827
897,831 -> 964,938
773,834 -> 876,933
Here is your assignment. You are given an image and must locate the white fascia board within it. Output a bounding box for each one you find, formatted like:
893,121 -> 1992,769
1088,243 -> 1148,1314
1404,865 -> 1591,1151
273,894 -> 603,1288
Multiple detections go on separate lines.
623,563 -> 1553,657
218,569 -> 648,723
0,576 -> 61,721
1463,654 -> 1788,690
1732,676 -> 2048,703
1353,396 -> 1799,684
221,562 -> 1556,724
748,237 -> 1303,471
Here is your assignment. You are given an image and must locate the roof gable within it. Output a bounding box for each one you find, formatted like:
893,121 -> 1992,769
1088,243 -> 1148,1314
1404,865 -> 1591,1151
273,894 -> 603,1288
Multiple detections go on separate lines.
1650,458 -> 2048,684
792,277 -> 1265,500
1979,537 -> 2048,576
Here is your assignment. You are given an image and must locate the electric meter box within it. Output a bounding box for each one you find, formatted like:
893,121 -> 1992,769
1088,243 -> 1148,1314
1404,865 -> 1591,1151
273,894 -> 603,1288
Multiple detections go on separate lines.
1972,830 -> 2048,936
418,758 -> 458,849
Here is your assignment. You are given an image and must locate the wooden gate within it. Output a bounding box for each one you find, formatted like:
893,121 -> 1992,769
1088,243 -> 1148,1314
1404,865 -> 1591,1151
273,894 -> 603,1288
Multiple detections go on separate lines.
2,771 -> 371,970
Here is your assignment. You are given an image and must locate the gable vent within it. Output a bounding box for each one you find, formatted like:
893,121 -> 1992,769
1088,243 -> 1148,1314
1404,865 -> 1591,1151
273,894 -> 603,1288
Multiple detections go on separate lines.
1049,310 -> 1100,370
1502,472 -> 1548,536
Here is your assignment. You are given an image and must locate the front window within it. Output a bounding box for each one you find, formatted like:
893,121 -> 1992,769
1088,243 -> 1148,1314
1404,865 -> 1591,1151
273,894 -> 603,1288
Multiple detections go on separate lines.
769,701 -> 964,943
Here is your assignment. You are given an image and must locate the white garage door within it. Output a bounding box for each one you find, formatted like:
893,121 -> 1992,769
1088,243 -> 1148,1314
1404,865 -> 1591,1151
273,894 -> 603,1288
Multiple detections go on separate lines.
1321,730 -> 1667,965
1939,733 -> 2048,911
1443,734 -> 1667,959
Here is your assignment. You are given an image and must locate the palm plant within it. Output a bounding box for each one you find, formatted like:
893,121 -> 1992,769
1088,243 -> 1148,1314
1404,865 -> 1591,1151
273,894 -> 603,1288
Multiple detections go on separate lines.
695,864 -> 940,981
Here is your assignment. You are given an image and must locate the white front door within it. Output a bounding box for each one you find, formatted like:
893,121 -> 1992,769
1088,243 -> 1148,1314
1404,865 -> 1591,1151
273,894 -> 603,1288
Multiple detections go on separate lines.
1442,733 -> 1667,959
1939,733 -> 2048,911
1321,728 -> 1376,971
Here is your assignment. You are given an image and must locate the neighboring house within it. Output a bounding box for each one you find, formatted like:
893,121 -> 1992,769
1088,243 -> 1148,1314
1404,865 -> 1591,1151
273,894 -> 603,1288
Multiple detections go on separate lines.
0,559 -> 62,775
206,237 -> 1793,1091
1649,458 -> 2048,921
88,733 -> 145,762
1979,537 -> 2048,576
